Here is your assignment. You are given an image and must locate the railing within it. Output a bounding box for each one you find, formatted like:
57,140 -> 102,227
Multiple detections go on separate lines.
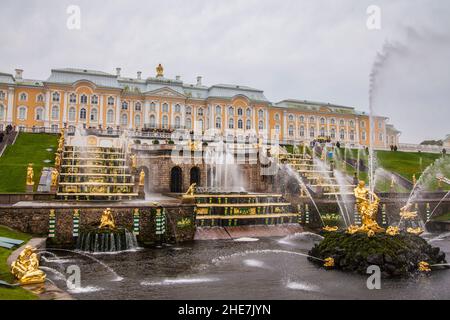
397,143 -> 444,154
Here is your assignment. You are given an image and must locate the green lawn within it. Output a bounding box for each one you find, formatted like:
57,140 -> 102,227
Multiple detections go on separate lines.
0,226 -> 37,300
433,212 -> 450,222
0,133 -> 58,192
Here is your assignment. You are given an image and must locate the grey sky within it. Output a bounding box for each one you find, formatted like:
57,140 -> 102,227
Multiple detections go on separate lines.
0,0 -> 449,143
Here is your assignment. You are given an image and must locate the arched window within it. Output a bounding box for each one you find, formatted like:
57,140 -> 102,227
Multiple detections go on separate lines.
349,120 -> 355,127
228,106 -> 234,116
174,116 -> 181,129
18,107 -> 27,120
19,93 -> 27,101
275,124 -> 280,133
107,96 -> 115,106
274,113 -> 280,121
288,114 -> 294,121
135,102 -> 142,111
185,117 -> 192,129
91,95 -> 98,105
339,119 -> 345,126
299,115 -> 305,122
51,106 -> 59,120
121,101 -> 128,110
36,94 -> 44,102
288,125 -> 294,136
80,94 -> 87,104
320,127 -> 325,137
69,93 -> 77,104
149,115 -> 156,128
134,114 -> 141,127
228,118 -> 234,129
299,126 -> 305,137
361,120 -> 366,128
258,120 -> 264,130
198,118 -> 204,131
162,103 -> 169,113
52,92 -> 60,102
90,108 -> 98,121
216,117 -> 222,129
79,108 -> 87,120
68,107 -> 76,121
174,104 -> 181,113
340,129 -> 345,140
162,115 -> 168,129
350,130 -> 355,141
0,91 -> 5,100
197,108 -> 204,116
246,108 -> 251,117
331,118 -> 336,125
246,119 -> 251,130
237,108 -> 243,116
238,119 -> 243,129
309,126 -> 315,138
320,117 -> 325,125
106,109 -> 114,124
185,106 -> 191,115
0,105 -> 5,120
216,105 -> 221,114
309,116 -> 315,123
379,133 -> 383,141
258,109 -> 264,118
330,128 -> 336,139
362,131 -> 366,140
120,113 -> 128,126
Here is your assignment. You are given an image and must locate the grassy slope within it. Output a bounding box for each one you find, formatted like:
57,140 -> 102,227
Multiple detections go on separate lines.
0,133 -> 58,192
0,226 -> 36,300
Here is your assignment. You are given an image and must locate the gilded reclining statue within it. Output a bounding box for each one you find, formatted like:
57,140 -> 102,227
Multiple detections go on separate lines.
11,245 -> 46,285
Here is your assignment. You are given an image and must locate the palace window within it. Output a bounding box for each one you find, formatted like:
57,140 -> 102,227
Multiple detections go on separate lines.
330,128 -> 336,139
0,105 -> 4,119
198,119 -> 204,131
51,106 -> 59,120
350,130 -> 355,141
258,109 -> 264,118
36,94 -> 44,103
275,125 -> 280,133
378,121 -> 382,129
228,107 -> 234,116
162,115 -> 168,129
174,104 -> 181,113
0,91 -> 5,100
238,119 -> 243,129
79,108 -> 87,120
162,103 -> 169,113
216,117 -> 222,129
51,124 -> 59,133
135,114 -> 141,127
52,92 -> 60,102
174,116 -> 181,129
90,108 -> 98,121
197,108 -> 204,116
69,107 -> 76,121
121,101 -> 128,110
274,113 -> 280,121
320,127 -> 325,137
258,121 -> 264,130
299,115 -> 305,122
149,115 -> 156,128
349,120 -> 355,127
135,102 -> 142,111
216,105 -> 221,114
237,108 -> 243,116
185,117 -> 192,129
320,118 -> 326,125
107,96 -> 115,106
362,131 -> 366,140
185,106 -> 191,115
68,94 -> 76,104
288,114 -> 294,121
246,120 -> 251,130
228,118 -> 234,129
18,107 -> 27,120
121,113 -> 128,126
379,133 -> 383,141
361,120 -> 366,128
340,129 -> 345,140
91,95 -> 98,105
330,118 -> 336,125
299,126 -> 305,137
309,116 -> 315,123
310,126 -> 315,138
80,94 -> 87,104
288,125 -> 294,136
246,108 -> 251,117
340,119 -> 345,126
19,93 -> 27,101
107,109 -> 114,124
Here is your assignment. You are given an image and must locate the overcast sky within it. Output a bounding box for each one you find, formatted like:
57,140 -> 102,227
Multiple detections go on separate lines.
0,0 -> 449,143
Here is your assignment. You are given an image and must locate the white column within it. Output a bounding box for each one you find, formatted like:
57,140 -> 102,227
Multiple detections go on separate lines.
129,101 -> 134,129
44,91 -> 50,127
170,102 -> 175,130
62,93 -> 68,125
181,104 -> 186,129
144,101 -> 150,126
6,87 -> 14,124
99,96 -> 104,127
283,110 -> 287,144
115,96 -> 121,126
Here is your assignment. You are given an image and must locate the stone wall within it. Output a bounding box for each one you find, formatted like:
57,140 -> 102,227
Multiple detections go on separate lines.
0,204 -> 196,246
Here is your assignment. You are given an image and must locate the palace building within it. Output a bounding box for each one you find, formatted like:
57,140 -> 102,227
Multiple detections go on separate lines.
0,65 -> 400,148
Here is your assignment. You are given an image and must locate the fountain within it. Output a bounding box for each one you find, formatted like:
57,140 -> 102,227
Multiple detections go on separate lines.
76,208 -> 138,253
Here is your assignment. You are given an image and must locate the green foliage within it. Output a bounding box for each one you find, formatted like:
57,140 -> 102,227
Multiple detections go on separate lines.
0,133 -> 58,192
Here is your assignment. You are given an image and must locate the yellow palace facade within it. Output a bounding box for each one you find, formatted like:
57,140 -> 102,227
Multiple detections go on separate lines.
0,65 -> 400,148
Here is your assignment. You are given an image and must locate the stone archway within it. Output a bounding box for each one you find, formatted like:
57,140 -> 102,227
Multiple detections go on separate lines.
190,166 -> 201,186
170,166 -> 183,193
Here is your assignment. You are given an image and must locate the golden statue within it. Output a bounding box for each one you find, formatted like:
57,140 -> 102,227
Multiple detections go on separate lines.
11,245 -> 46,285
323,226 -> 338,232
407,227 -> 424,235
55,153 -> 61,167
412,174 -> 417,186
51,169 -> 59,187
400,204 -> 418,220
26,164 -> 34,186
386,226 -> 400,236
130,154 -> 137,170
139,169 -> 145,186
99,208 -> 116,229
185,183 -> 197,196
323,257 -> 335,267
418,261 -> 431,272
156,63 -> 164,77
352,180 -> 384,234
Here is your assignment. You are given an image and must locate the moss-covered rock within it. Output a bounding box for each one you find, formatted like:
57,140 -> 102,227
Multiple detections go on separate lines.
308,231 -> 447,277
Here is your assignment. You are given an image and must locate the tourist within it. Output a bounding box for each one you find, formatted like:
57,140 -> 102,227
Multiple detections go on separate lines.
443,148 -> 447,156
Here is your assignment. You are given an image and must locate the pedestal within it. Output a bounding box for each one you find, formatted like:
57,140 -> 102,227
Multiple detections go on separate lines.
138,185 -> 145,199
26,184 -> 34,193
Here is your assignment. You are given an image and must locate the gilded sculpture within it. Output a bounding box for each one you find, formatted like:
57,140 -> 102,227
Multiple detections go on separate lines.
352,180 -> 384,234
156,63 -> 164,77
26,164 -> 34,186
130,154 -> 137,170
11,245 -> 46,285
185,183 -> 197,196
51,168 -> 59,187
139,169 -> 145,186
99,208 -> 116,229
